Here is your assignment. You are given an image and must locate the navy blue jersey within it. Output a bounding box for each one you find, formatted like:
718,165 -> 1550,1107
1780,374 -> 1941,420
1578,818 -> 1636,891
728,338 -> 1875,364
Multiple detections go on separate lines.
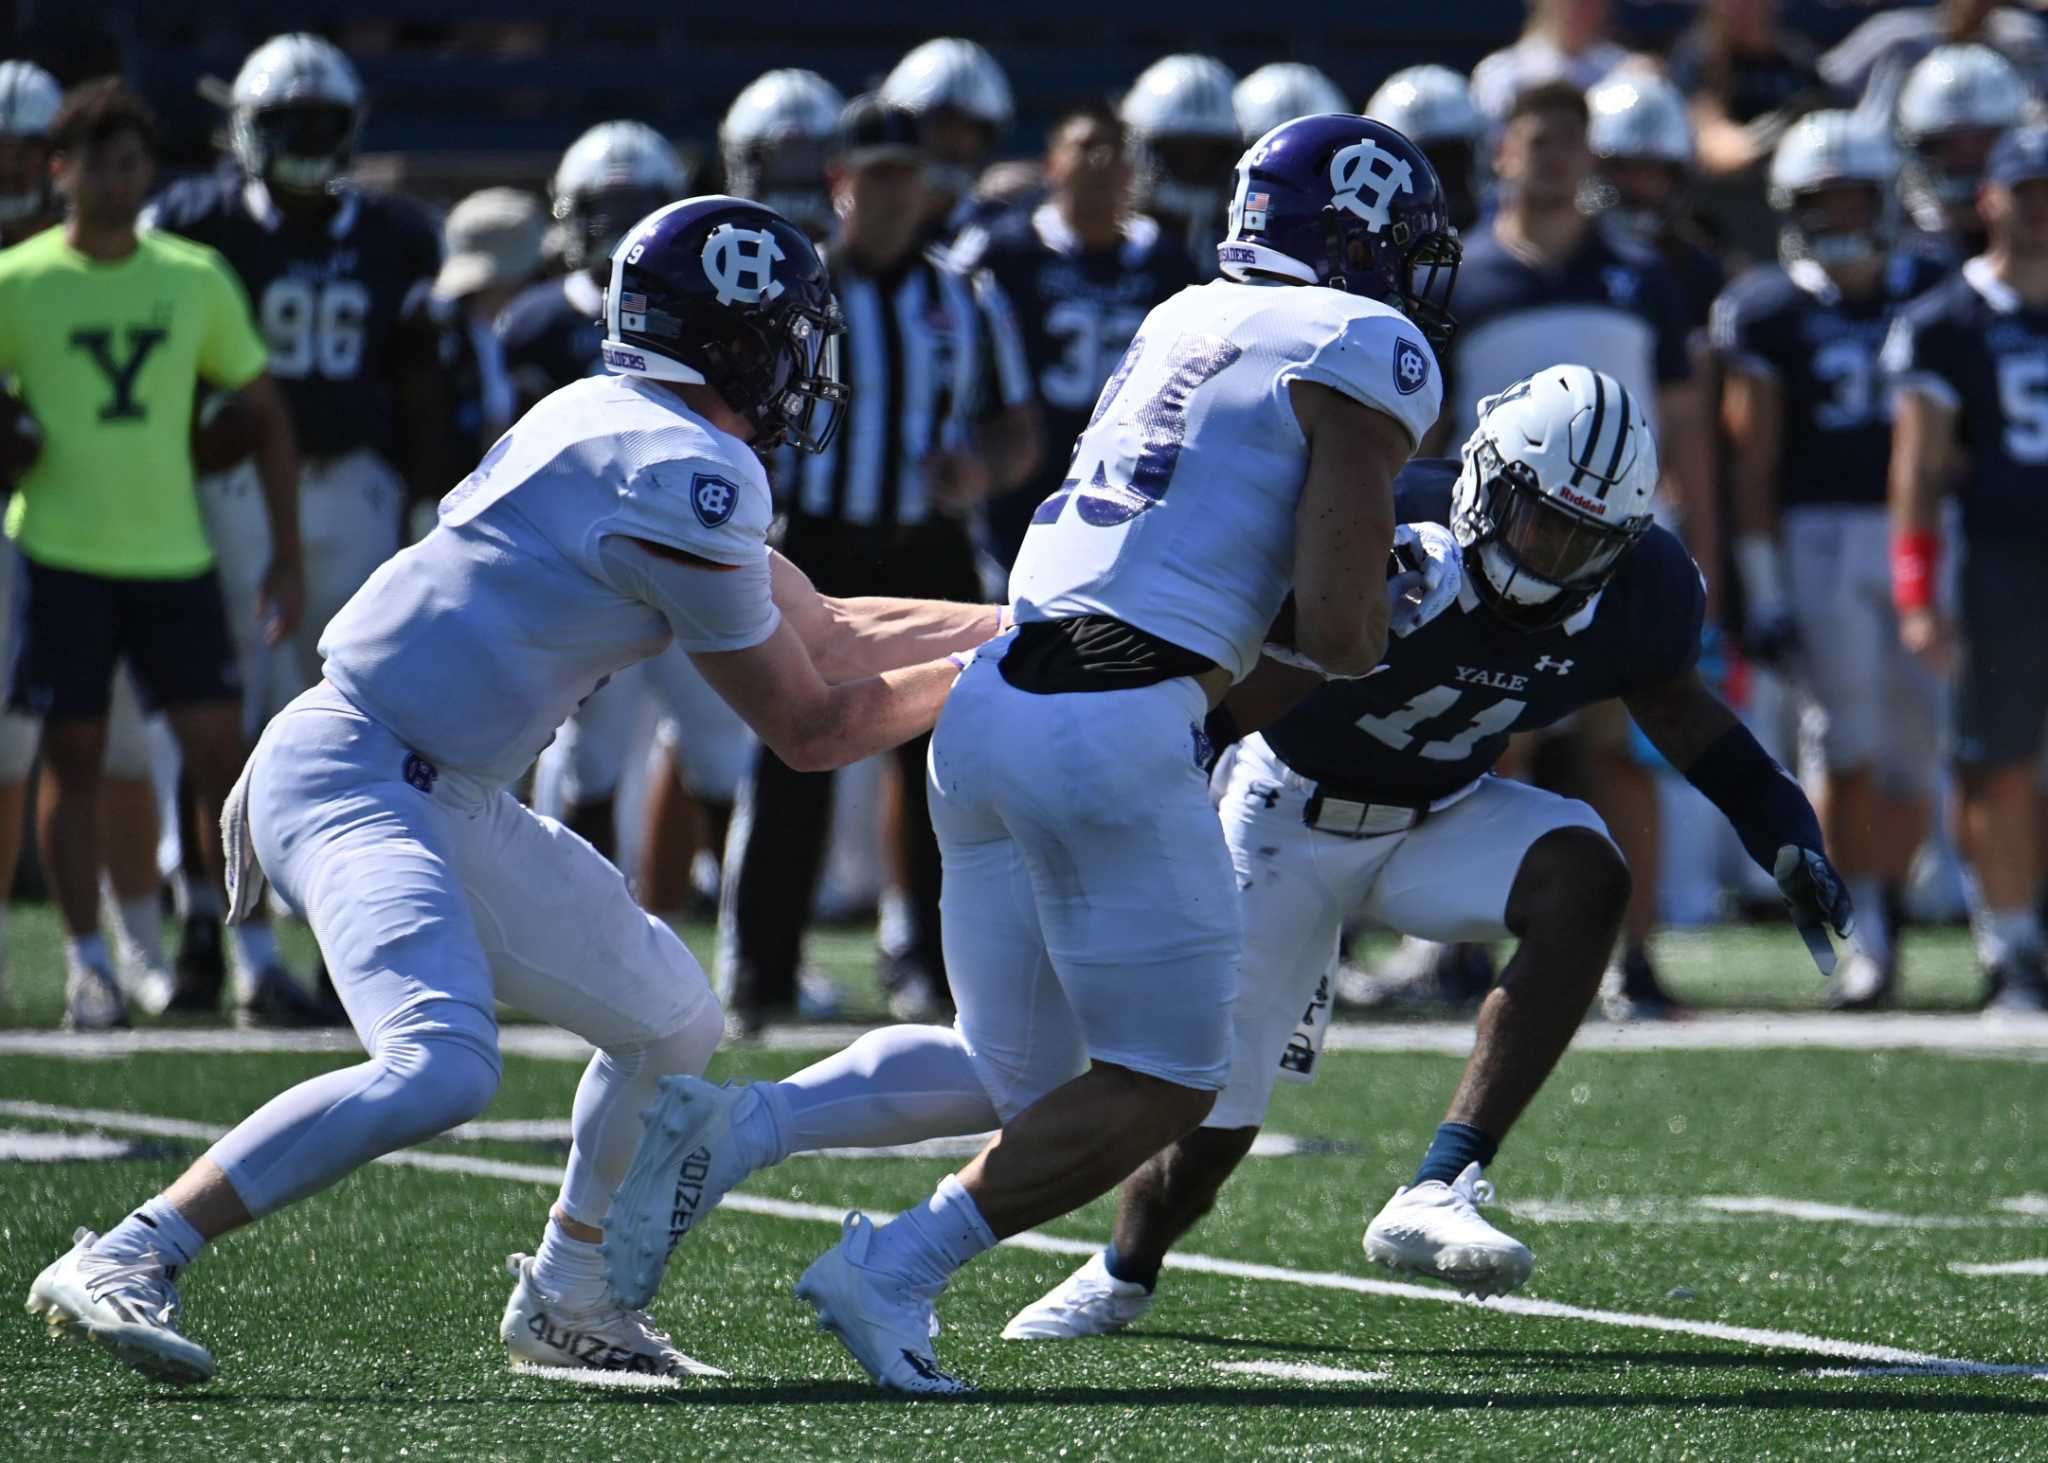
1444,221 -> 1692,443
145,170 -> 442,460
1713,254 -> 1950,509
953,204 -> 1198,567
495,270 -> 607,408
1882,257 -> 2048,542
1262,458 -> 1706,805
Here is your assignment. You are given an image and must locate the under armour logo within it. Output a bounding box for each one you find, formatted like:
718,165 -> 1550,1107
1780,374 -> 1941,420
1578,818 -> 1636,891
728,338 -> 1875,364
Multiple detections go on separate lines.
1534,656 -> 1574,675
1248,782 -> 1281,809
1328,139 -> 1414,234
701,223 -> 785,307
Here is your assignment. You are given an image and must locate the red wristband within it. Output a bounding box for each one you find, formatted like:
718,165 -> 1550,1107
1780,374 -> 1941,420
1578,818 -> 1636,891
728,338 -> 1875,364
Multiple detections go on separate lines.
1892,529 -> 1939,613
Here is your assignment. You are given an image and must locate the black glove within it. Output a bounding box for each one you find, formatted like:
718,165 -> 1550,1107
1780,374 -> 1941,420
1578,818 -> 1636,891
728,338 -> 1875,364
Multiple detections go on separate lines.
1773,845 -> 1855,977
1744,603 -> 1800,671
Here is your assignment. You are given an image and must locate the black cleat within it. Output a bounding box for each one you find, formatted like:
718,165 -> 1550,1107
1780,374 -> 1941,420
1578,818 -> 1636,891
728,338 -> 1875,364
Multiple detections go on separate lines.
236,966 -> 345,1029
166,912 -> 224,1014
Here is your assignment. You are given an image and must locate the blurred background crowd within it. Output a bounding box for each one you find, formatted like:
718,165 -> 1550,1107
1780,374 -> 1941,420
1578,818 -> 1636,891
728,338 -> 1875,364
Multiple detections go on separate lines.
4,0 -> 2047,1033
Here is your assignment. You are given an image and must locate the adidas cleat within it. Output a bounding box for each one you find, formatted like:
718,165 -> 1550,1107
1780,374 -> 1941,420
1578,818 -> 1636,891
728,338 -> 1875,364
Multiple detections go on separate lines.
795,1214 -> 969,1395
1363,1162 -> 1534,1300
26,1228 -> 214,1383
500,1253 -> 724,1379
1002,1251 -> 1154,1340
603,1075 -> 756,1310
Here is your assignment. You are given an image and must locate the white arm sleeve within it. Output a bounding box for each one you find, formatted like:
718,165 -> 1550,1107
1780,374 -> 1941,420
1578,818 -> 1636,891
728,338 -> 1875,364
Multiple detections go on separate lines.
596,535 -> 781,654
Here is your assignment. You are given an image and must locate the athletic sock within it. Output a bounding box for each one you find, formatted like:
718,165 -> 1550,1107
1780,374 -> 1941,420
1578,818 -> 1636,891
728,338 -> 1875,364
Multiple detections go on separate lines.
1845,876 -> 1889,965
177,868 -> 223,922
865,1175 -> 996,1297
108,892 -> 167,971
1414,1121 -> 1500,1188
1973,907 -> 2042,971
1102,1243 -> 1161,1294
95,1195 -> 206,1271
67,931 -> 112,976
228,920 -> 281,980
529,1218 -> 609,1306
731,1083 -> 793,1172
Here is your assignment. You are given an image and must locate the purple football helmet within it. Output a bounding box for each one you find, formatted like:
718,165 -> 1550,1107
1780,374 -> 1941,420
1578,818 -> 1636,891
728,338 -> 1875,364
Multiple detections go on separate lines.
602,194 -> 849,452
1218,113 -> 1461,350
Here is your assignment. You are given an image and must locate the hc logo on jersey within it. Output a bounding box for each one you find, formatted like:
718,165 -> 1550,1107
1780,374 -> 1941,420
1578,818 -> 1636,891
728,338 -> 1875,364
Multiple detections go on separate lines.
691,472 -> 739,528
1394,337 -> 1429,395
701,224 -> 785,308
1329,139 -> 1414,234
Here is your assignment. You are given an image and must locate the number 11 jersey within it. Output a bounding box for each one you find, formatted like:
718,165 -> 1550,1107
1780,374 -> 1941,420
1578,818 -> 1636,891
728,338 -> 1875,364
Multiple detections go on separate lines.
1007,279 -> 1443,680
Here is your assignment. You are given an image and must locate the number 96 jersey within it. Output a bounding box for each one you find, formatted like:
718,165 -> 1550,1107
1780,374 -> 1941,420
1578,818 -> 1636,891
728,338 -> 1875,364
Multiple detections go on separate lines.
1007,280 -> 1442,679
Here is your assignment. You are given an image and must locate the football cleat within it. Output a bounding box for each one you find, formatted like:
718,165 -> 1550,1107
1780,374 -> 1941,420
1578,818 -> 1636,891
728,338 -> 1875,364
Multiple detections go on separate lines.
235,966 -> 345,1029
499,1253 -> 725,1379
1825,949 -> 1896,1011
795,1214 -> 969,1395
167,911 -> 225,1014
1001,1251 -> 1154,1340
64,961 -> 129,1031
1984,957 -> 2048,1016
1363,1162 -> 1534,1300
603,1075 -> 757,1310
26,1228 -> 215,1383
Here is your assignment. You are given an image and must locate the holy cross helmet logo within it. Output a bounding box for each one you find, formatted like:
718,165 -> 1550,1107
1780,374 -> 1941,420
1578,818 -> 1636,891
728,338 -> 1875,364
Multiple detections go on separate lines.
1328,138 -> 1414,233
701,223 -> 786,307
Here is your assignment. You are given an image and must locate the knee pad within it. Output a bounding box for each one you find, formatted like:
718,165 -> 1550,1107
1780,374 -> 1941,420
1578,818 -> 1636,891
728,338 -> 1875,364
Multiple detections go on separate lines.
373,1000 -> 503,1133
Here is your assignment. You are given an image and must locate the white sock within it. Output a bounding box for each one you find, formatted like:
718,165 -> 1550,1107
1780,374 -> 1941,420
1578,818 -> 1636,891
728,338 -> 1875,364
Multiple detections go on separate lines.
177,867 -> 222,921
67,930 -> 112,975
770,1024 -> 998,1155
95,1195 -> 206,1271
107,891 -> 166,971
1973,907 -> 2042,970
529,1217 -> 609,1305
1845,877 -> 1888,964
0,900 -> 11,978
865,1175 -> 996,1297
228,920 -> 281,979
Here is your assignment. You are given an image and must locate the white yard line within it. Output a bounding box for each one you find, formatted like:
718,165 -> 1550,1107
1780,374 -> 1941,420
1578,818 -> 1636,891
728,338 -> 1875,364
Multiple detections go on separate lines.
1950,1259 -> 2048,1277
6,1011 -> 2048,1065
1213,1360 -> 1389,1384
12,1100 -> 2044,1380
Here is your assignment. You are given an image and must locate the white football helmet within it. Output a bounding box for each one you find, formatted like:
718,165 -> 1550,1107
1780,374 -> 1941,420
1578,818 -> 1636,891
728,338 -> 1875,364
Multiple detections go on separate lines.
1232,62 -> 1347,143
1364,65 -> 1481,147
0,60 -> 61,226
1451,364 -> 1660,629
1769,109 -> 1900,267
720,69 -> 844,237
1122,54 -> 1241,254
552,120 -> 689,275
1895,43 -> 2033,231
229,33 -> 365,194
1584,72 -> 1695,244
881,39 -> 1013,200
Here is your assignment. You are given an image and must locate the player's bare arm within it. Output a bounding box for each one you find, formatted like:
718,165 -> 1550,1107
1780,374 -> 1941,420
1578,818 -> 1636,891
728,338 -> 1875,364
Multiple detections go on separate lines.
1657,378 -> 1718,619
1721,364 -> 1795,662
1888,386 -> 1958,673
239,371 -> 304,646
1288,378 -> 1405,677
767,548 -> 1001,682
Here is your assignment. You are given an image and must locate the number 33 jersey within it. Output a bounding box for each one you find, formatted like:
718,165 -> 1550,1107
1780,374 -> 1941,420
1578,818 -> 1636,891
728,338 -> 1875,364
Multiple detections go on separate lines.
1007,279 -> 1443,680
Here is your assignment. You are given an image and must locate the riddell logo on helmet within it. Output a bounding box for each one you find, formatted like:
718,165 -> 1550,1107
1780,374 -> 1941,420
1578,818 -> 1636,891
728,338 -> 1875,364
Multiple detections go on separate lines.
1558,485 -> 1610,516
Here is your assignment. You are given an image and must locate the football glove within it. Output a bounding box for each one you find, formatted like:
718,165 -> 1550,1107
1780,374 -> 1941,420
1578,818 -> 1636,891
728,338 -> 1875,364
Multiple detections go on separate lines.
1743,602 -> 1800,671
1386,521 -> 1463,638
1773,844 -> 1855,977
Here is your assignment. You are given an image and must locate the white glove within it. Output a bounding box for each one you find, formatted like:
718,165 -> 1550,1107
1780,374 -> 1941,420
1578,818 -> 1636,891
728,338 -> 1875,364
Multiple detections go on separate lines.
1387,521 -> 1463,638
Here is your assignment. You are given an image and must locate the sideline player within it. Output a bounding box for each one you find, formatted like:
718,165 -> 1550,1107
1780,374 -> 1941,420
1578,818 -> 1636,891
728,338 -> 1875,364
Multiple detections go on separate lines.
1003,367 -> 1854,1335
145,33 -> 453,1017
25,196 -> 1008,1384
604,113 -> 1466,1392
1885,125 -> 2048,1013
1716,111 -> 1947,1008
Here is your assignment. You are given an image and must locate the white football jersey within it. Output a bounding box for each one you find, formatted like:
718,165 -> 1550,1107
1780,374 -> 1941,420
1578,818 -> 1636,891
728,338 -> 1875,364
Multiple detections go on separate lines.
1007,280 -> 1441,680
321,374 -> 777,788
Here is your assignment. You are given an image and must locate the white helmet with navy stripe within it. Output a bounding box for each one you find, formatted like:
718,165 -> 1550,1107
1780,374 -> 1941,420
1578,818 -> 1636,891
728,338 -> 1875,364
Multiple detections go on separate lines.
880,38 -> 1013,129
229,33 -> 365,194
1233,63 -> 1347,144
1364,65 -> 1480,147
1586,71 -> 1695,167
1452,364 -> 1659,629
552,121 -> 690,274
720,70 -> 844,237
1122,54 -> 1241,242
0,60 -> 60,225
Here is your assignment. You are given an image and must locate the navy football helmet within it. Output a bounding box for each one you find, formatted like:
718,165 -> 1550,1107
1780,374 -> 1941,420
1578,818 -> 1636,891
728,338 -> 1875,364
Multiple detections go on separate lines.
602,195 -> 848,453
1218,113 -> 1461,350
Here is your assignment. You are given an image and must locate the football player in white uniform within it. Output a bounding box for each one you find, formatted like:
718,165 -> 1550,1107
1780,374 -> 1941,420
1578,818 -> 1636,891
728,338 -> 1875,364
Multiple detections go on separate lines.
602,114 -> 1466,1393
26,197 -> 1008,1386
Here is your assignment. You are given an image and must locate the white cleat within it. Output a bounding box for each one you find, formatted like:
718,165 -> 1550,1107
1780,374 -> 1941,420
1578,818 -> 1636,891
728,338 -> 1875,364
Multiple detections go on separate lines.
603,1075 -> 757,1310
26,1228 -> 215,1383
795,1214 -> 970,1395
1363,1162 -> 1534,1300
499,1253 -> 726,1379
64,963 -> 129,1031
1002,1252 -> 1154,1340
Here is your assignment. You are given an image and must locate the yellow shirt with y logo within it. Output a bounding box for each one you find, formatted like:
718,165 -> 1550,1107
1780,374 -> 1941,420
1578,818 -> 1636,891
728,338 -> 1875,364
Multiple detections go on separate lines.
0,225 -> 266,577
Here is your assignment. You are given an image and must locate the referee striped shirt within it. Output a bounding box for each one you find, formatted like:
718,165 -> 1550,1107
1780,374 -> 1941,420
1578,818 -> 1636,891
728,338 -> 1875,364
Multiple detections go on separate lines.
793,245 -> 1032,530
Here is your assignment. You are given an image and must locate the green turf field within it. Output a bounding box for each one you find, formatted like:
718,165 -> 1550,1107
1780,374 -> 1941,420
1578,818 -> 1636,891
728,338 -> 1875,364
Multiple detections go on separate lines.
4,905 -> 2046,1461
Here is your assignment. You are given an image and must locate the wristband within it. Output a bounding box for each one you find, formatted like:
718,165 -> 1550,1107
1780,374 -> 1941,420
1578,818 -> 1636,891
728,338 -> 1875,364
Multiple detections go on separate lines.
1891,529 -> 1939,613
